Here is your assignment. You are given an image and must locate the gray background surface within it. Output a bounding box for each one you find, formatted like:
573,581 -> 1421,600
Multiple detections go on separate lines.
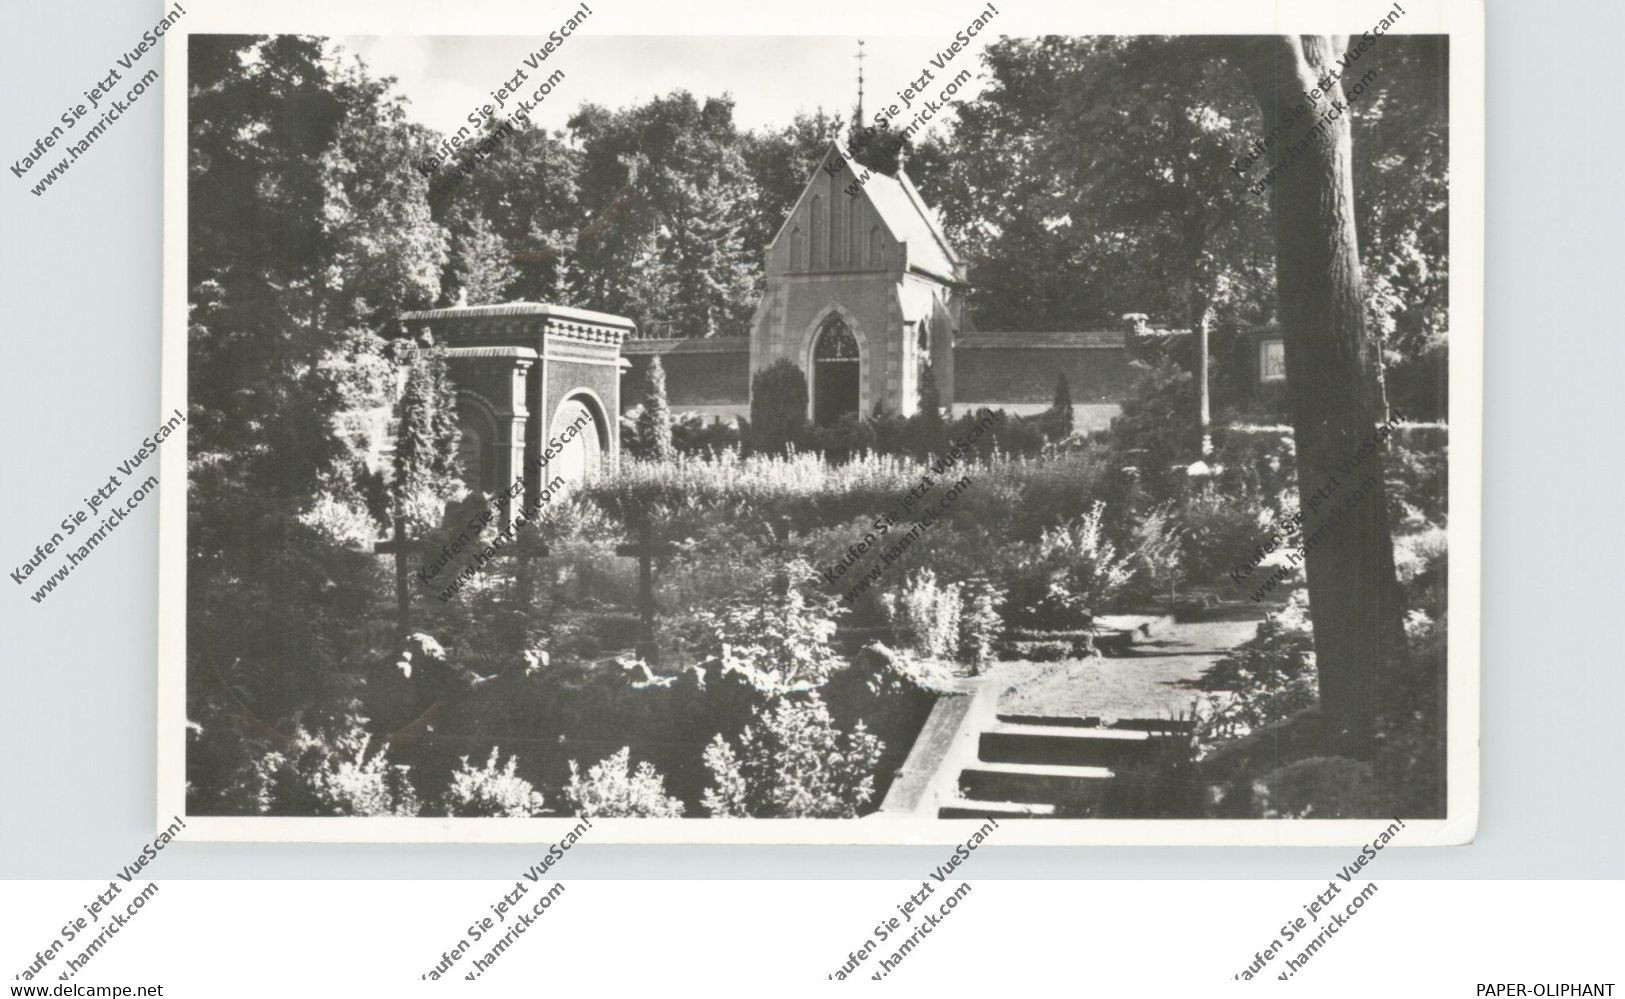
2,0 -> 1618,879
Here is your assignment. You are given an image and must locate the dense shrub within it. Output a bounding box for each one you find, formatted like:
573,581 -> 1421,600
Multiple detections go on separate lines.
1194,593 -> 1318,753
565,747 -> 685,818
1104,356 -> 1198,496
806,413 -> 879,463
1386,427 -> 1449,528
985,412 -> 1048,456
671,414 -> 742,455
701,694 -> 884,818
863,406 -> 1051,461
443,748 -> 547,817
1039,502 -> 1137,608
683,562 -> 846,690
1250,757 -> 1381,819
1096,721 -> 1206,818
867,410 -> 913,456
1002,638 -> 1079,662
1002,570 -> 1094,631
581,448 -> 1102,546
1178,484 -> 1272,587
1002,501 -> 1136,627
1209,426 -> 1296,509
248,718 -> 420,817
748,358 -> 809,455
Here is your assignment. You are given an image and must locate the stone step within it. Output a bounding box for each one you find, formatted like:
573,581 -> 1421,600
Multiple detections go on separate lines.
996,713 -> 1194,736
959,761 -> 1116,810
936,797 -> 1057,820
980,722 -> 1161,768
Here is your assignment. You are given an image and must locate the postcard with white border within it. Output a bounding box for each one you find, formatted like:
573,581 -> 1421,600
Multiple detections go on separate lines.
158,0 -> 1483,844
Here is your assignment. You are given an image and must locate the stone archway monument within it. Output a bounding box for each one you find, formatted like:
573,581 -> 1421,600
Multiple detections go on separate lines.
400,301 -> 632,525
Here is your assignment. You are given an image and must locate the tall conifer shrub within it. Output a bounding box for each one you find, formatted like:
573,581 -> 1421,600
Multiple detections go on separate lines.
637,355 -> 677,461
392,334 -> 463,531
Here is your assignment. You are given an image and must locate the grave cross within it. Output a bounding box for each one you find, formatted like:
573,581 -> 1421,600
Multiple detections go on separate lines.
506,530 -> 552,656
614,520 -> 679,663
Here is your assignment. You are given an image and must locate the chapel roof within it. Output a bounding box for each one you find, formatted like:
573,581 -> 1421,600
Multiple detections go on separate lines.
849,147 -> 963,283
769,141 -> 965,285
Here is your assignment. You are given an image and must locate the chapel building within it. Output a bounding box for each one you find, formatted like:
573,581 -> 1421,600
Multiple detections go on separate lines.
620,140 -> 1147,434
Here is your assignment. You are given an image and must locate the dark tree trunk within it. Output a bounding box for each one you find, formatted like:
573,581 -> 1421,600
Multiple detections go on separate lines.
1231,36 -> 1407,760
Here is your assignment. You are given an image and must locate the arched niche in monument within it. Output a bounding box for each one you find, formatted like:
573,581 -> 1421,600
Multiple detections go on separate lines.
455,396 -> 499,496
548,394 -> 605,487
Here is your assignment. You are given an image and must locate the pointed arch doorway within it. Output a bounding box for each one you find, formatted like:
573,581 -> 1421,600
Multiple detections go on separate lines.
812,313 -> 860,426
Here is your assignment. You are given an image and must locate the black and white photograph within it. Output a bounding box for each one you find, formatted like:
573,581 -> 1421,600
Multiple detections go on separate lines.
31,0 -> 1625,986
159,0 -> 1478,843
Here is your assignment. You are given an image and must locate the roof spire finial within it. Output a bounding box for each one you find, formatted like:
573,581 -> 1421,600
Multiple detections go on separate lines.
855,39 -> 866,126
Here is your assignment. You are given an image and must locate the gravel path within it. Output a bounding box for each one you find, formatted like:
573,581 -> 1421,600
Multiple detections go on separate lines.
993,617 -> 1265,723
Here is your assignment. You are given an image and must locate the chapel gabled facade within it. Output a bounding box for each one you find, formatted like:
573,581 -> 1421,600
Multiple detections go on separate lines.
747,141 -> 971,423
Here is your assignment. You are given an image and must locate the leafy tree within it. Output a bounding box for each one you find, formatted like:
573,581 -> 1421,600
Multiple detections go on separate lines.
567,92 -> 760,337
447,207 -> 518,304
637,355 -> 676,461
668,149 -> 757,336
322,53 -> 448,330
188,35 -> 349,507
701,694 -> 884,818
187,37 -> 450,795
1348,35 -> 1450,419
739,108 -> 843,257
910,37 -> 1115,331
920,37 -> 1274,336
431,120 -> 581,304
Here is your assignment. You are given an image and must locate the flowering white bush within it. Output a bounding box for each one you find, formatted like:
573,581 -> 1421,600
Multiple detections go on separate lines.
688,560 -> 845,689
250,719 -> 420,817
958,576 -> 1006,672
564,747 -> 685,818
881,570 -> 961,662
1035,500 -> 1136,611
443,748 -> 546,817
702,694 -> 884,818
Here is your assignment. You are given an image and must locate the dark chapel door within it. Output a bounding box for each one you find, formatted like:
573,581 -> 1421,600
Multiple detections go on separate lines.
813,314 -> 859,426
